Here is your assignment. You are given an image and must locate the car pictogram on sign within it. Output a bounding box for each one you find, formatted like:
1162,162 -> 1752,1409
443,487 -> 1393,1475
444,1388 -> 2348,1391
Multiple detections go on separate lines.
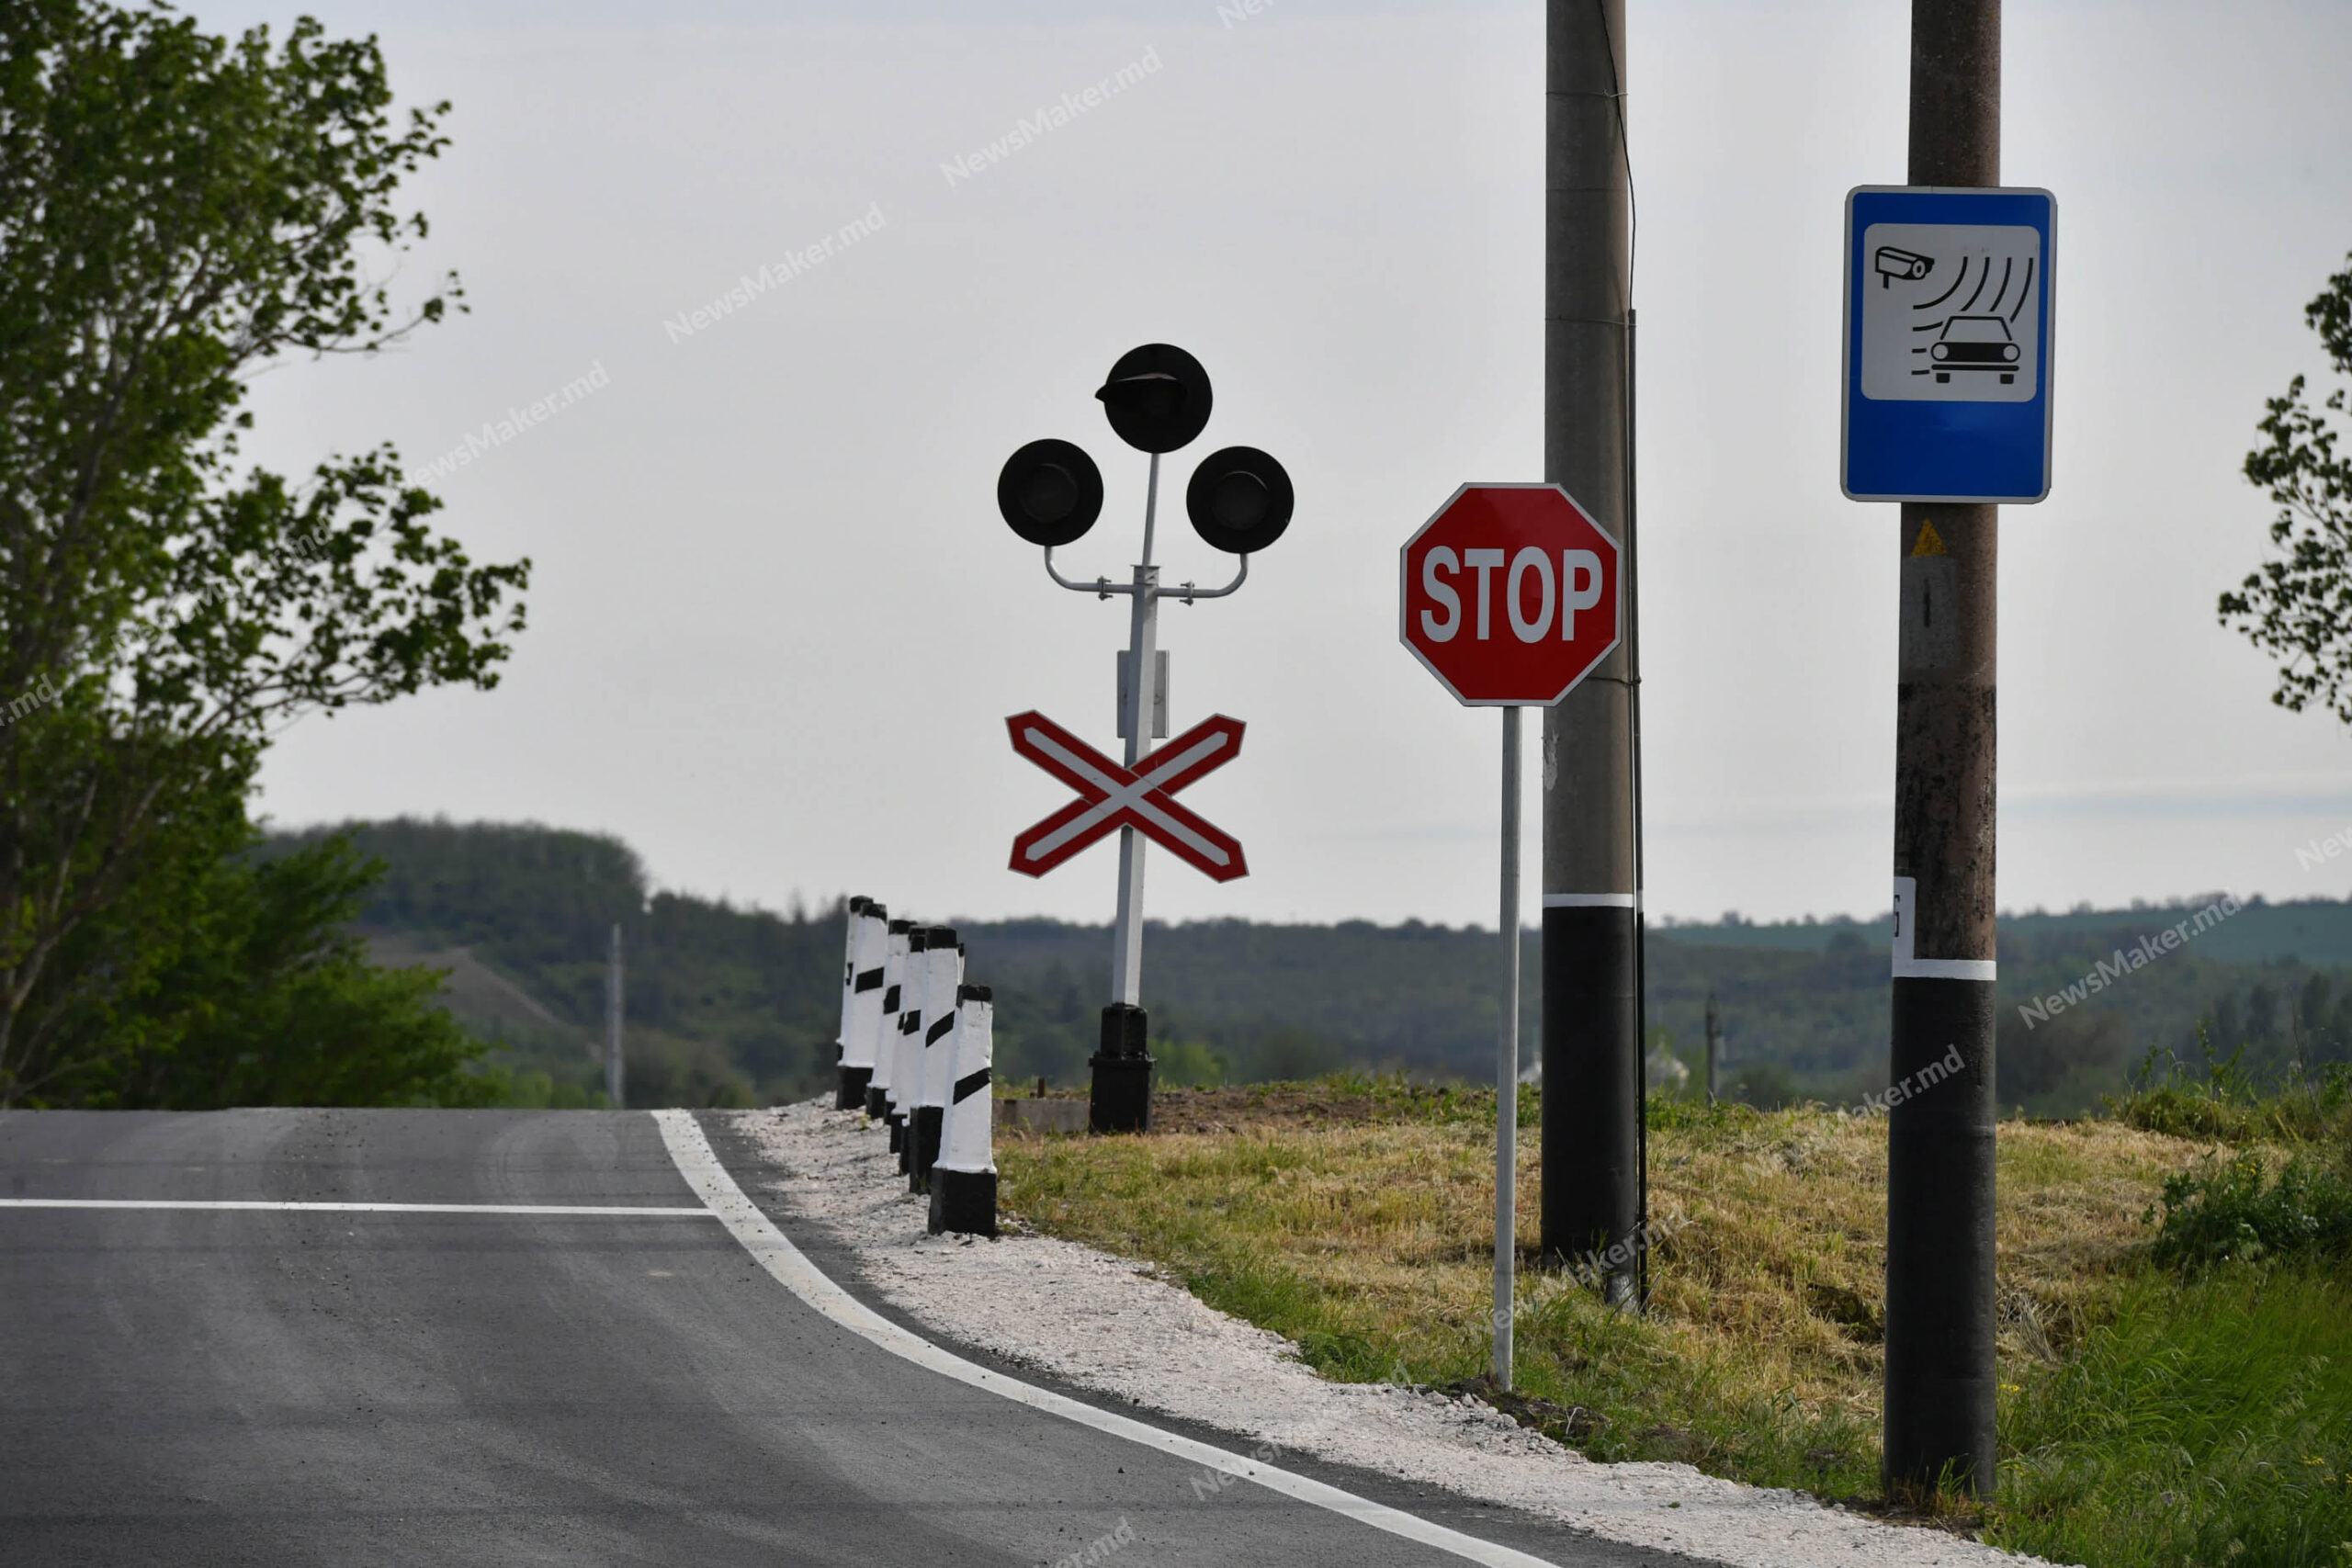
1928,314 -> 2021,383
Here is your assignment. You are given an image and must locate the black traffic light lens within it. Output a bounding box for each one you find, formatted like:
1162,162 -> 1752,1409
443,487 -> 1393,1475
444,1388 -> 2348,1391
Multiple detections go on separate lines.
1185,446 -> 1292,554
1021,463 -> 1080,524
1206,470 -> 1270,532
1096,344 -> 1212,454
997,438 -> 1103,547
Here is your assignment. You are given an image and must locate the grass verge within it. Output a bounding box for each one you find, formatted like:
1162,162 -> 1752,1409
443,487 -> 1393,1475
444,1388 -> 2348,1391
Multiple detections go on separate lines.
994,1074 -> 2352,1567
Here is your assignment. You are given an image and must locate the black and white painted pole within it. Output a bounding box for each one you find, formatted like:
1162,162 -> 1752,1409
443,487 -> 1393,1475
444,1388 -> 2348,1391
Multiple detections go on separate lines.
861,909 -> 899,1121
876,919 -> 913,1150
930,983 -> 999,1237
835,896 -> 882,1110
995,344 -> 1294,1134
894,926 -> 932,1177
910,927 -> 965,1194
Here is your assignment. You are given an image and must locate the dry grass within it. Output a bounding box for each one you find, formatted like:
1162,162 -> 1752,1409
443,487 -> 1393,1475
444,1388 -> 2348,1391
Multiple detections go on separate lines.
996,1085 -> 2231,1499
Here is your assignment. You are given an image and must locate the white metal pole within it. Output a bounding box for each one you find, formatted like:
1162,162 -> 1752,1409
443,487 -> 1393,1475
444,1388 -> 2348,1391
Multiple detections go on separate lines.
1108,453 -> 1162,1010
1496,705 -> 1521,1389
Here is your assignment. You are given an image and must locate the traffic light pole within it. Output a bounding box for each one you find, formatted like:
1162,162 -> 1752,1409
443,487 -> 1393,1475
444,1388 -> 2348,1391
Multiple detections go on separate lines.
1037,457 -> 1249,1134
1007,344 -> 1290,1134
1540,0 -> 1639,1302
1883,0 -> 2002,1500
1108,453 -> 1163,1013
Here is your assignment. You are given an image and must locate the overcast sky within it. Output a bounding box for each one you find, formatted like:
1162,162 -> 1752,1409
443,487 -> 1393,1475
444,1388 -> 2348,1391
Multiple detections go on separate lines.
208,0 -> 2352,931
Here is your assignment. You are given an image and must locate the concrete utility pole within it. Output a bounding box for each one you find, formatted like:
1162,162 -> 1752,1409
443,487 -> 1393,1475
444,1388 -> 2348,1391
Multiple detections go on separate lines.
1540,0 -> 1639,1301
605,922 -> 626,1111
1883,0 -> 2002,1499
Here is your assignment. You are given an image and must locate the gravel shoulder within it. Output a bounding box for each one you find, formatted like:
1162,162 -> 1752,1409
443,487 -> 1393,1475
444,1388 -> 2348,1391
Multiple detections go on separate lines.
735,1102 -> 2067,1568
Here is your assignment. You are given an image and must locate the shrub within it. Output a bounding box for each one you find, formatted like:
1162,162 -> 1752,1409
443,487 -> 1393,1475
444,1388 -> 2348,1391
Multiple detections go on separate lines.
2149,1151 -> 2352,1269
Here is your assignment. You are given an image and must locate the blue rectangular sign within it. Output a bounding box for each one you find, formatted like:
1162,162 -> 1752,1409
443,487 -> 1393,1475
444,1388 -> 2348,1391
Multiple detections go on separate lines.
1842,186 -> 2055,503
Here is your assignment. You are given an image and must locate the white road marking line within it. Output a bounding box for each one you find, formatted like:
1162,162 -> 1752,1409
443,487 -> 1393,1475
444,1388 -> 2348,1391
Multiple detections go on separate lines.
0,1200 -> 716,1215
653,1110 -> 1571,1568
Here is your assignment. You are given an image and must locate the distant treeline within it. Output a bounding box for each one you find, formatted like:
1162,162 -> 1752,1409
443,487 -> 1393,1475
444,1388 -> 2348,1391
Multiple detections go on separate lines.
275,818 -> 2352,1113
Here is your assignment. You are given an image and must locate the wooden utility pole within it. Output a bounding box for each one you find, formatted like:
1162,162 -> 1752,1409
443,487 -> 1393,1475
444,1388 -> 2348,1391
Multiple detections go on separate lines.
1883,0 -> 2002,1499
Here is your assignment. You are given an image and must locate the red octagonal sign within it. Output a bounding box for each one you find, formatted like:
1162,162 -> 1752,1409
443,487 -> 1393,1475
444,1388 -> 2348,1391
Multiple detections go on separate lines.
1399,483 -> 1622,706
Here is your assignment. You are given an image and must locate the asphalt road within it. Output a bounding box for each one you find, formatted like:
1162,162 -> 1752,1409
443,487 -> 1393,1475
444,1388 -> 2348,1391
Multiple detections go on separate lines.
0,1110 -> 1691,1567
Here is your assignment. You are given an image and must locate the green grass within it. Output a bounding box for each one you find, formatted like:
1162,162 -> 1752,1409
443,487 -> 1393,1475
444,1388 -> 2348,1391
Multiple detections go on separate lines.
1002,1071 -> 2352,1562
1990,1265 -> 2352,1568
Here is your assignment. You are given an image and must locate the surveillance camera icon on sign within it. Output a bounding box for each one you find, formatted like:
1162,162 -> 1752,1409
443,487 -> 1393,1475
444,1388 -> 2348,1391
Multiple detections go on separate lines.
1874,246 -> 1933,288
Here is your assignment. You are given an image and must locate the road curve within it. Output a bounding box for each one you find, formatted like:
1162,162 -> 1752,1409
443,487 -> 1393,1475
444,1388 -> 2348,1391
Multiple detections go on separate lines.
0,1109 -> 1691,1566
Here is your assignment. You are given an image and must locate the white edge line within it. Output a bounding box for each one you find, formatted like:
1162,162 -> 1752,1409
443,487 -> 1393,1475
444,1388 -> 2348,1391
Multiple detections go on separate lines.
0,1200 -> 716,1215
651,1109 -> 1570,1568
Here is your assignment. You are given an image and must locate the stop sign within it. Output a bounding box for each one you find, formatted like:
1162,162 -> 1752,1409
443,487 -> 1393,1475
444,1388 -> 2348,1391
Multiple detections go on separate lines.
1399,483 -> 1623,705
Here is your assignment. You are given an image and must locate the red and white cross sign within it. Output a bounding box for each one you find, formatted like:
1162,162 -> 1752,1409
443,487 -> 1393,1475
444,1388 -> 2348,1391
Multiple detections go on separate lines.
1005,710 -> 1249,883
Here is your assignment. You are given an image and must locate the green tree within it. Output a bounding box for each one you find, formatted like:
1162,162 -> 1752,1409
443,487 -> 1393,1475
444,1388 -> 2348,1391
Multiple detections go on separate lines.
2220,252 -> 2352,722
0,3 -> 526,1103
83,832 -> 499,1108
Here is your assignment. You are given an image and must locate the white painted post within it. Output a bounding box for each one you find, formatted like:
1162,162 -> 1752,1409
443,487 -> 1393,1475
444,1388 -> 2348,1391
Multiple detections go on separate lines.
930,983 -> 999,1236
893,927 -> 930,1177
875,919 -> 911,1145
834,897 -> 866,1108
911,929 -> 966,1192
840,901 -> 888,1111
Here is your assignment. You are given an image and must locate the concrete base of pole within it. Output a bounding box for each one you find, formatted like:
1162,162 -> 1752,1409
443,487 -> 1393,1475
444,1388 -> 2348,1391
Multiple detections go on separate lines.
835,1066 -> 871,1111
928,1168 -> 998,1236
864,1086 -> 888,1121
1539,903 -> 1640,1301
1089,1004 -> 1154,1134
910,1106 -> 944,1192
1883,973 -> 1998,1495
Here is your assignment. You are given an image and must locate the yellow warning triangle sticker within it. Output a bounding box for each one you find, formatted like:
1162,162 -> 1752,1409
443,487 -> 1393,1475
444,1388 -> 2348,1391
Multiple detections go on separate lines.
1910,519 -> 1949,558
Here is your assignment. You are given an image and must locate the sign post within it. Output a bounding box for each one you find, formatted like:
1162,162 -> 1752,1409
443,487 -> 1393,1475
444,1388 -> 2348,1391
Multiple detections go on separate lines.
1842,1 -> 2051,1498
995,345 -> 1295,1133
1400,483 -> 1623,1387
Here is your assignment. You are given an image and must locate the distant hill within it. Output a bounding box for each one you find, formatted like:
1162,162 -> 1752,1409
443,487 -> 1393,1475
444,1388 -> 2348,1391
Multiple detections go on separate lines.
278,818 -> 2352,1113
1663,895 -> 2352,969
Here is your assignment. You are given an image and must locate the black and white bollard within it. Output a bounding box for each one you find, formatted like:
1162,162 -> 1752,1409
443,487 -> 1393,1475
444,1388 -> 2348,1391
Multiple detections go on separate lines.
864,914 -> 906,1122
835,897 -> 887,1110
910,927 -> 966,1194
831,896 -> 864,1106
929,983 -> 998,1236
877,919 -> 913,1149
895,927 -> 933,1176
